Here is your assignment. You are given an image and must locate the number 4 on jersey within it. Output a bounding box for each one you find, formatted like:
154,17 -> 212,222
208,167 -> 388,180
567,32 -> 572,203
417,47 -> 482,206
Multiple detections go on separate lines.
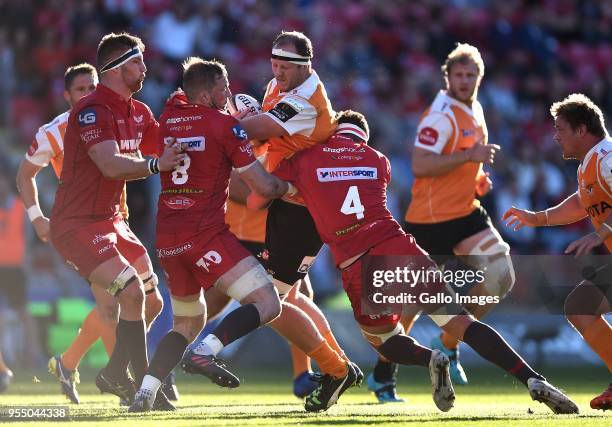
341,185 -> 365,219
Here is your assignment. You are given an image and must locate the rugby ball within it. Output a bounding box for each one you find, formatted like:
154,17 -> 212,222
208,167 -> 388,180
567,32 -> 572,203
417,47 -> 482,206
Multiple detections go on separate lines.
228,93 -> 262,115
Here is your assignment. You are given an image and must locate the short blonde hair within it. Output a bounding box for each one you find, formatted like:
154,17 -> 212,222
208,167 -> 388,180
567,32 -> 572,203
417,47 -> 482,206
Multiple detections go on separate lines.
441,43 -> 485,78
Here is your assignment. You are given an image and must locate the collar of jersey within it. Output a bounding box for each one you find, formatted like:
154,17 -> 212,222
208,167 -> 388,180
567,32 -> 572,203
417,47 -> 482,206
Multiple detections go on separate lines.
438,90 -> 476,117
580,136 -> 611,172
97,83 -> 135,115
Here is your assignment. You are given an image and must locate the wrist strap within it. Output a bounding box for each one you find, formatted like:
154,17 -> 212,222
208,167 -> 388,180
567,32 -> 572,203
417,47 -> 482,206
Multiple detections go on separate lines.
148,158 -> 160,175
27,205 -> 44,222
596,223 -> 612,240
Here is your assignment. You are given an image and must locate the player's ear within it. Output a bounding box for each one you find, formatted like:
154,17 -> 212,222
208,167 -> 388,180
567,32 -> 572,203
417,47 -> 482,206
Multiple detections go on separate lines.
63,90 -> 71,105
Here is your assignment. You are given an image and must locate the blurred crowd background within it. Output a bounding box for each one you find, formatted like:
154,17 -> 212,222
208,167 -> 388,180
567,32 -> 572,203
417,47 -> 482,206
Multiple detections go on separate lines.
0,0 -> 611,367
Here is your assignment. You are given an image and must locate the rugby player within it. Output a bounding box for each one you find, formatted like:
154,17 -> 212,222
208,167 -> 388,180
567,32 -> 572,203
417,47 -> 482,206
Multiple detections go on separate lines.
130,57 -> 354,412
237,29 -> 357,396
48,32 -> 182,409
503,93 -> 612,411
248,110 -> 579,414
368,43 -> 514,400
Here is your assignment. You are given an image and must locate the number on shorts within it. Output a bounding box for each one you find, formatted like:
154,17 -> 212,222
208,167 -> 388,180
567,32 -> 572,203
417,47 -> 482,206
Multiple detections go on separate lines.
341,185 -> 365,219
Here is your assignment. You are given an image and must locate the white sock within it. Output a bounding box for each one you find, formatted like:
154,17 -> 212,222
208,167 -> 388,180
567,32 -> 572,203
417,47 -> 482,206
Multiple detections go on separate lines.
140,374 -> 162,396
193,334 -> 224,356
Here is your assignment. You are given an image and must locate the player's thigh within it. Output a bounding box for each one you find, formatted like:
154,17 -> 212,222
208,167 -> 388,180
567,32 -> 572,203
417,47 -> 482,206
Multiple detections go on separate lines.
215,254 -> 276,304
115,219 -> 149,270
264,199 -> 323,291
52,219 -> 126,282
204,286 -> 232,320
341,255 -> 401,330
452,207 -> 499,255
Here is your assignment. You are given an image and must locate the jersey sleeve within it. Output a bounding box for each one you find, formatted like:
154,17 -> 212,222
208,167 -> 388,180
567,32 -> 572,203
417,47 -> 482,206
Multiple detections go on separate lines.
383,155 -> 391,184
223,119 -> 257,169
413,112 -> 453,154
139,107 -> 161,156
24,128 -> 55,167
76,105 -> 116,150
599,151 -> 612,192
265,95 -> 317,136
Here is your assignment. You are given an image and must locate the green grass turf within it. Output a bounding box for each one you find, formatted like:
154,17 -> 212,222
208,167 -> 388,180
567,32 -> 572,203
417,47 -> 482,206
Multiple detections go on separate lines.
0,365 -> 609,426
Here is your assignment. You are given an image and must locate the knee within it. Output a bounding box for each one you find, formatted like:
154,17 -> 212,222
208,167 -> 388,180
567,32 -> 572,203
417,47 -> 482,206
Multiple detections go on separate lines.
482,252 -> 515,299
174,315 -> 205,343
98,304 -> 119,325
256,286 -> 282,324
145,291 -> 164,316
118,278 -> 145,310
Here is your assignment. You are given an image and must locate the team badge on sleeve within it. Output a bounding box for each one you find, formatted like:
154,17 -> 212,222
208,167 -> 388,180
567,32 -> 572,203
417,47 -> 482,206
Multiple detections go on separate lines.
232,124 -> 248,141
268,102 -> 300,123
78,108 -> 97,126
417,127 -> 439,146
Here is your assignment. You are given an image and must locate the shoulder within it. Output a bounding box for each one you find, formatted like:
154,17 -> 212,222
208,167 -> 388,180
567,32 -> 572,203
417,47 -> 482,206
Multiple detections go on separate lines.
133,99 -> 154,117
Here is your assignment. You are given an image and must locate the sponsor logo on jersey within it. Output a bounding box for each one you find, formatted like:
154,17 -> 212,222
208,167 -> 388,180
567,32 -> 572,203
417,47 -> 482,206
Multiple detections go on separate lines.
268,102 -> 299,123
417,127 -> 438,146
157,242 -> 193,258
163,195 -> 195,210
78,108 -> 97,126
165,115 -> 202,124
177,136 -> 205,151
120,138 -> 142,151
317,167 -> 377,182
81,128 -> 102,142
297,256 -> 316,273
323,147 -> 366,153
232,124 -> 248,140
27,140 -> 38,156
332,155 -> 364,161
335,222 -> 361,236
585,201 -> 612,217
161,188 -> 203,195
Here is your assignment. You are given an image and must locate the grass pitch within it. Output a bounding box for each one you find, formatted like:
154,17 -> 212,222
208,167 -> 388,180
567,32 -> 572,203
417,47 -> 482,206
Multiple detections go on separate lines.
0,365 -> 609,426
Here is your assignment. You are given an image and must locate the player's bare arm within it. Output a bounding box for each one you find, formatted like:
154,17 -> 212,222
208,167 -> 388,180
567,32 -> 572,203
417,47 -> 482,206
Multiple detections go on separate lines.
239,113 -> 289,141
239,161 -> 289,200
565,211 -> 612,255
412,142 -> 500,177
503,191 -> 586,230
228,170 -> 251,204
88,140 -> 183,180
16,158 -> 49,242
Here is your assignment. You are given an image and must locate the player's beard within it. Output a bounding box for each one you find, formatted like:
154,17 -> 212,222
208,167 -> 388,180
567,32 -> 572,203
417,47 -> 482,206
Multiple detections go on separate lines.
123,69 -> 145,94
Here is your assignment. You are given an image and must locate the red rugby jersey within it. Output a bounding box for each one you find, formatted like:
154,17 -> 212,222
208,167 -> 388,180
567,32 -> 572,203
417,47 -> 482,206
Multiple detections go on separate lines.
273,133 -> 403,266
50,84 -> 158,237
156,94 -> 256,242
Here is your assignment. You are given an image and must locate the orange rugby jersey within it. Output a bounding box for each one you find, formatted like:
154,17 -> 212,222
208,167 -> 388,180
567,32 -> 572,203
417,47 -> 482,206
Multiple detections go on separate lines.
26,111 -> 69,177
261,70 -> 336,174
226,145 -> 268,243
25,110 -> 129,218
577,137 -> 612,252
405,90 -> 487,223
